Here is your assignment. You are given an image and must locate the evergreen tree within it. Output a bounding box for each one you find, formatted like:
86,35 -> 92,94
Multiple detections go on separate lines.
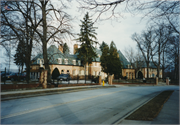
100,44 -> 109,73
14,40 -> 26,73
100,41 -> 122,78
109,41 -> 122,78
99,41 -> 108,52
76,12 -> 98,83
63,43 -> 70,54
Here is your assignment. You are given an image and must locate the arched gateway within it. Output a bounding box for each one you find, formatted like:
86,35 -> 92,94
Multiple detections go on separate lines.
137,71 -> 143,79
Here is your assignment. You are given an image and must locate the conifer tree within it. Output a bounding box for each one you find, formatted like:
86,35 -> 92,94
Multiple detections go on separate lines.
100,43 -> 109,73
99,41 -> 108,52
14,40 -> 26,73
63,43 -> 70,54
109,41 -> 122,77
100,41 -> 122,78
76,12 -> 98,83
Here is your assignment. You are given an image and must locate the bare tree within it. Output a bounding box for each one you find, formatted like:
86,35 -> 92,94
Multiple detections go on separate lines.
132,27 -> 156,79
150,24 -> 171,78
1,0 -> 41,83
77,0 -> 179,22
124,46 -> 135,66
4,43 -> 13,73
1,0 -> 73,83
32,0 -> 73,83
165,35 -> 179,80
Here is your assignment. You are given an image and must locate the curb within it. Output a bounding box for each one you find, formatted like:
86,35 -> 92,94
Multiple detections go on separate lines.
1,85 -> 116,101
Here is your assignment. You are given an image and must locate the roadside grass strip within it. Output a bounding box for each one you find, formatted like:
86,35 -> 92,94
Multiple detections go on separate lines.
125,90 -> 174,121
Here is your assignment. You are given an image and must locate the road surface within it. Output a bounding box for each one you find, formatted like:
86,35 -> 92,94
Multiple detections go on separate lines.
1,86 -> 179,124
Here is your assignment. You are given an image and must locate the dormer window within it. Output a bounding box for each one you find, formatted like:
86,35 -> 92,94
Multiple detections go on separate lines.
37,58 -> 44,67
73,60 -> 76,65
58,58 -> 62,64
78,60 -> 81,66
37,58 -> 41,64
41,59 -> 44,64
64,59 -> 68,65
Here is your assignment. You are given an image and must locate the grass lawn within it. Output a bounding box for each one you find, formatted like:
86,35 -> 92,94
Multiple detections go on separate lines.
125,90 -> 174,121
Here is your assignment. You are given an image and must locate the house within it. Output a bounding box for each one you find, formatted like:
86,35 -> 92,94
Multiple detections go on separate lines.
118,50 -> 135,79
30,44 -> 108,80
30,44 -> 161,80
134,61 -> 162,79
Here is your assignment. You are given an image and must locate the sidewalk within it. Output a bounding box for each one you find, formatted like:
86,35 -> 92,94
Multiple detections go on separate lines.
1,84 -> 116,100
151,90 -> 179,124
119,90 -> 179,124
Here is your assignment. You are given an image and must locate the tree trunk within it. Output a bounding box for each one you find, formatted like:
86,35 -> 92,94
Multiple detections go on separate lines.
85,64 -> 86,84
146,61 -> 149,79
157,51 -> 161,78
42,2 -> 51,83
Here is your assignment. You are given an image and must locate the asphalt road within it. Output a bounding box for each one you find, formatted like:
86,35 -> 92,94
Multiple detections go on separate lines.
1,86 -> 179,124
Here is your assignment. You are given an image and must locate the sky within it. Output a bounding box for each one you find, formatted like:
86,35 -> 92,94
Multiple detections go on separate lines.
60,0 -> 149,55
0,0 -> 150,71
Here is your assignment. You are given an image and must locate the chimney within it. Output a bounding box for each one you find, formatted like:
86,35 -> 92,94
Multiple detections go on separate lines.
58,44 -> 63,53
74,44 -> 78,54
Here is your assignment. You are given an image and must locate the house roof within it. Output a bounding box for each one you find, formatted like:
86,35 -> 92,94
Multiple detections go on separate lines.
117,50 -> 131,68
134,61 -> 158,69
32,45 -> 79,65
32,45 -> 132,68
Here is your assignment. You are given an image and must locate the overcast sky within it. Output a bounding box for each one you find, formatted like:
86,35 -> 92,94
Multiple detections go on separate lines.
0,0 -> 150,71
61,0 -> 149,54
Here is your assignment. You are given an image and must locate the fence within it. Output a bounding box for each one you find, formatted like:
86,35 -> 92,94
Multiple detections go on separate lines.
113,78 -> 156,84
51,75 -> 99,86
169,79 -> 179,85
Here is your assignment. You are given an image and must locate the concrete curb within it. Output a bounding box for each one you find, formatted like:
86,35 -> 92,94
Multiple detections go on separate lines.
1,85 -> 116,101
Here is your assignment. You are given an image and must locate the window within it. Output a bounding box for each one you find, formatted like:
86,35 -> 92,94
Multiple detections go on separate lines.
37,58 -> 40,64
81,70 -> 84,75
152,73 -> 155,77
41,59 -> 44,64
61,70 -> 64,74
73,60 -> 76,65
95,71 -> 97,76
78,60 -> 81,65
37,58 -> 44,67
58,58 -> 62,64
67,70 -> 69,74
94,62 -> 97,66
126,73 -> 128,77
73,70 -> 76,75
64,59 -> 68,64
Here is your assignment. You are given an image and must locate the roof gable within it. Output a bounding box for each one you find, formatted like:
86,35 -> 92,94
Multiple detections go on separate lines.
117,50 -> 130,68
